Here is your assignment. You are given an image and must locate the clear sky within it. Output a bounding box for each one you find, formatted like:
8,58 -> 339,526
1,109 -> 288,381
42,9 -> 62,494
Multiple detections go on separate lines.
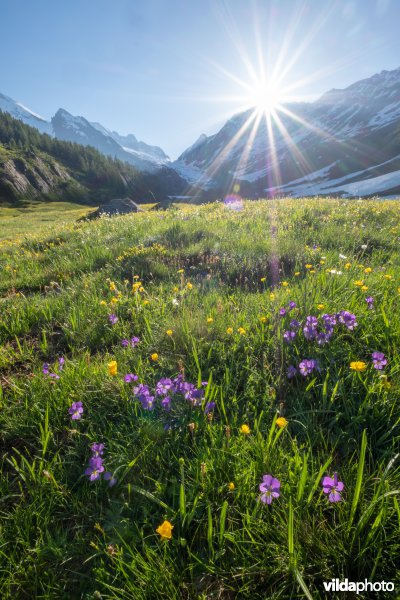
1,0 -> 399,159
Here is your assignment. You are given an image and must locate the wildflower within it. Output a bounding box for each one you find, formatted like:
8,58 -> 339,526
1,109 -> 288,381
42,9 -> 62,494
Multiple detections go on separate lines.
269,293 -> 275,300
156,377 -> 174,395
321,472 -> 344,502
281,281 -> 289,287
161,396 -> 171,410
85,457 -> 105,482
103,472 -> 117,487
371,351 -> 387,370
91,443 -> 105,457
156,520 -> 174,540
172,298 -> 179,306
151,353 -> 159,362
283,330 -> 296,344
58,357 -> 65,370
259,316 -> 267,324
290,319 -> 300,330
279,308 -> 286,317
384,274 -> 393,280
299,359 -> 319,376
173,286 -> 179,293
186,282 -> 193,289
338,310 -> 357,330
237,327 -> 246,335
287,365 -> 297,379
260,277 -> 266,282
100,300 -> 107,306
166,329 -> 173,336
259,474 -> 281,504
228,482 -> 235,490
350,361 -> 367,372
177,269 -> 184,274
354,280 -> 364,287
69,401 -> 83,420
207,317 -> 213,324
366,296 -> 374,309
205,401 -> 216,414
108,314 -> 118,325
108,360 -> 117,376
317,304 -> 325,310
361,285 -> 368,292
276,417 -> 288,428
240,424 -> 251,435
339,253 -> 347,259
43,363 -> 50,375
124,373 -> 138,383
305,264 -> 312,269
294,272 -> 300,276
226,327 -> 233,334
345,262 -> 351,269
364,267 -> 372,273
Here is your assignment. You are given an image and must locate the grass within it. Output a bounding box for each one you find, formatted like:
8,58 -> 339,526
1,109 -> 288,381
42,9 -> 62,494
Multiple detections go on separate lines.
0,197 -> 399,599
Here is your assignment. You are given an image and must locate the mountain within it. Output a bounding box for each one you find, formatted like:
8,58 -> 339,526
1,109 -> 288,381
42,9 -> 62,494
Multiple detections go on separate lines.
175,67 -> 400,197
0,111 -> 186,204
0,94 -> 169,173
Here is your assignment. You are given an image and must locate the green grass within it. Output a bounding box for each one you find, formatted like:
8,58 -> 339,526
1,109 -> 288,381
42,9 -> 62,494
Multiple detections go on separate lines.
0,198 -> 399,599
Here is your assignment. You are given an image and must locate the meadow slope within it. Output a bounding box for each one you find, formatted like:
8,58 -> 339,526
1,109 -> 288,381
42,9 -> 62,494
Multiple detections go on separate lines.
0,199 -> 399,599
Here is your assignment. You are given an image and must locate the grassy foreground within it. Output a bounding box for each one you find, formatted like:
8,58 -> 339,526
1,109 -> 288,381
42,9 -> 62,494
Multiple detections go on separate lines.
0,198 -> 399,599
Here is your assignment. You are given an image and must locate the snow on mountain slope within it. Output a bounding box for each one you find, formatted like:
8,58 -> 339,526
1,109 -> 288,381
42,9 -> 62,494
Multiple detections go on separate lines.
0,93 -> 53,136
176,66 -> 400,197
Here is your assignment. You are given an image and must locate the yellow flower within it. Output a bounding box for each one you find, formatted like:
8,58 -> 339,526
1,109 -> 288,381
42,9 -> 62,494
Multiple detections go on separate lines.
143,300 -> 150,305
269,293 -> 275,300
133,275 -> 140,280
281,281 -> 289,287
186,282 -> 193,289
108,360 -> 118,376
100,300 -> 107,306
240,424 -> 251,435
166,329 -> 173,336
226,327 -> 233,334
310,269 -> 316,274
317,304 -> 325,310
237,327 -> 246,335
276,417 -> 288,428
294,272 -> 300,276
177,269 -> 184,274
156,520 -> 173,540
173,286 -> 179,293
151,353 -> 159,362
361,285 -> 368,292
109,282 -> 116,291
384,274 -> 393,280
260,277 -> 266,282
354,280 -> 364,287
305,264 -> 312,269
110,297 -> 118,305
259,316 -> 267,324
345,262 -> 351,269
207,317 -> 213,323
228,482 -> 235,491
139,286 -> 145,293
364,267 -> 372,274
350,361 -> 367,372
320,260 -> 325,265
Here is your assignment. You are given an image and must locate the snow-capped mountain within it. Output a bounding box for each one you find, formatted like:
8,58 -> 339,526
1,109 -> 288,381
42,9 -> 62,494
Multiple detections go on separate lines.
0,95 -> 169,172
175,66 -> 400,197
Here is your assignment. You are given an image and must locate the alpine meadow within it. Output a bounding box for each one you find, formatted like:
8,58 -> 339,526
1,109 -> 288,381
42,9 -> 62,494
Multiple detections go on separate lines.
0,199 -> 399,598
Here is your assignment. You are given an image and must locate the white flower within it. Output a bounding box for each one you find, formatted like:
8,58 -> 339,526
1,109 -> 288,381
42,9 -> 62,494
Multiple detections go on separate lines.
361,244 -> 368,249
172,298 -> 179,306
329,269 -> 343,275
339,254 -> 347,259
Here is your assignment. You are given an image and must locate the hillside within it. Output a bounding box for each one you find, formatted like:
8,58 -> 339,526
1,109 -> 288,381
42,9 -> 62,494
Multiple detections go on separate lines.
0,111 -> 186,205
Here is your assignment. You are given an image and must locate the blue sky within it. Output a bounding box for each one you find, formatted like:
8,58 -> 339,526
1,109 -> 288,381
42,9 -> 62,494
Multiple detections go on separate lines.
1,0 -> 399,158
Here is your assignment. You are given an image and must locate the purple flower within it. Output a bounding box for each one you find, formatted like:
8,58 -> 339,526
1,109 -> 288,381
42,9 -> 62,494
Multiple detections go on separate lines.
259,474 -> 281,504
161,396 -> 171,410
317,332 -> 331,346
172,374 -> 185,393
85,457 -> 105,481
58,357 -> 65,370
305,316 -> 318,329
124,373 -> 138,383
201,381 -> 208,387
279,308 -> 286,317
338,310 -> 357,330
303,325 -> 317,341
122,336 -> 140,347
288,301 -> 297,310
290,319 -> 301,330
104,472 -> 117,487
366,296 -> 374,309
205,401 -> 216,414
133,384 -> 155,410
321,472 -> 344,502
371,351 -> 387,370
321,314 -> 336,329
299,359 -> 319,376
108,314 -> 118,325
43,363 -> 50,375
91,443 -> 105,457
49,373 -> 60,380
121,339 -> 130,347
156,377 -> 174,396
287,365 -> 297,379
283,330 -> 296,344
68,401 -> 83,420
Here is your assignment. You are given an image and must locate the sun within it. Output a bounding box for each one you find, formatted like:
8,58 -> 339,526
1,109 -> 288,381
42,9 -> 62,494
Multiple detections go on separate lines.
249,80 -> 284,116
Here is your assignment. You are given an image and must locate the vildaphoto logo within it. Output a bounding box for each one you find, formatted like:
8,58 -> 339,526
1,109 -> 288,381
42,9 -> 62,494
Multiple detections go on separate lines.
323,579 -> 395,593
